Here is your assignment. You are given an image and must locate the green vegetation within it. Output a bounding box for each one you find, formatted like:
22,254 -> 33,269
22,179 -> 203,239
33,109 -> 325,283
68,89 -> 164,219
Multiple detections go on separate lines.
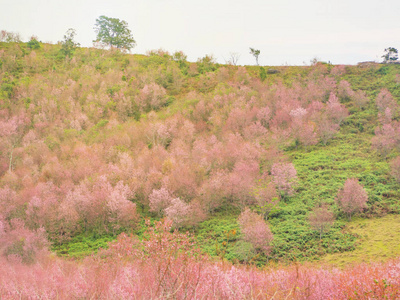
93,15 -> 136,51
321,215 -> 400,267
1,40 -> 400,268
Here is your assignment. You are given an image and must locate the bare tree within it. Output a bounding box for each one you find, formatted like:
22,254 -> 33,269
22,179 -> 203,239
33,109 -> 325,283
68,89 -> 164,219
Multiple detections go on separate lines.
227,52 -> 240,66
308,204 -> 335,240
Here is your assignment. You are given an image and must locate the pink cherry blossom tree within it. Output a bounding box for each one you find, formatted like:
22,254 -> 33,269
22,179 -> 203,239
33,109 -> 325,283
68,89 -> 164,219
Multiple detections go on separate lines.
164,198 -> 190,228
252,180 -> 279,220
271,162 -> 298,196
237,208 -> 273,255
0,113 -> 28,172
371,123 -> 396,157
336,178 -> 368,221
149,187 -> 173,216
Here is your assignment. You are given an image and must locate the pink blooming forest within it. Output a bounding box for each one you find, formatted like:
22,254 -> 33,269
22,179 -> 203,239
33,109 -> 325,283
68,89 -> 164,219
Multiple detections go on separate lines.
1,35 -> 400,298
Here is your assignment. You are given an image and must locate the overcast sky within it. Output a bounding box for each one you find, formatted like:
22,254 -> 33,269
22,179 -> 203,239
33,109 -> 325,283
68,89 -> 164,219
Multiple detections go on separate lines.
1,0 -> 400,65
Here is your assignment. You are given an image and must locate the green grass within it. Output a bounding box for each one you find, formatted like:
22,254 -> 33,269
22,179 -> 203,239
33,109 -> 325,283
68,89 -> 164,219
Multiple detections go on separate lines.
52,234 -> 115,258
321,215 -> 400,267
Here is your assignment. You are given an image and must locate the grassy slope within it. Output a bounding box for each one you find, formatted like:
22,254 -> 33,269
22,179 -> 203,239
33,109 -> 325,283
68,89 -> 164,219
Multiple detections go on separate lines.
3,41 -> 400,266
320,215 -> 400,267
54,63 -> 400,265
191,64 -> 400,265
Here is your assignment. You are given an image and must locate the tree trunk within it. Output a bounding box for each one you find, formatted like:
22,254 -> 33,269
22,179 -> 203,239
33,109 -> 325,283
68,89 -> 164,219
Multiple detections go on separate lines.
8,145 -> 14,172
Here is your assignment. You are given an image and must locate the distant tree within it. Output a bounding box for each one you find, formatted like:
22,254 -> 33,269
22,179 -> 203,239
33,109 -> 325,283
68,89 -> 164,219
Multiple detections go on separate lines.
336,178 -> 368,221
308,204 -> 335,240
390,156 -> 400,183
326,93 -> 348,125
27,36 -> 40,49
238,208 -> 273,255
172,51 -> 187,63
0,219 -> 49,264
252,180 -> 279,220
227,52 -> 240,66
371,123 -> 396,157
375,89 -> 398,116
298,122 -> 318,147
172,51 -> 188,72
60,28 -> 80,57
196,54 -> 217,73
93,16 -> 136,51
149,187 -> 173,216
0,30 -> 21,43
164,198 -> 190,228
271,162 -> 298,196
382,47 -> 398,63
0,114 -> 28,172
249,48 -> 260,66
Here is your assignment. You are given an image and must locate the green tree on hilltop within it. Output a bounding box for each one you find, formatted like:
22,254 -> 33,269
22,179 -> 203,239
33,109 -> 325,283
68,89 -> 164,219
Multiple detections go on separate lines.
60,28 -> 80,57
93,16 -> 136,51
249,48 -> 260,66
382,47 -> 398,63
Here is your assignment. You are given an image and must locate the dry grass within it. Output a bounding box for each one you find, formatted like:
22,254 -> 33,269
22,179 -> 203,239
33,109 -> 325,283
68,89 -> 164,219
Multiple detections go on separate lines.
321,214 -> 400,267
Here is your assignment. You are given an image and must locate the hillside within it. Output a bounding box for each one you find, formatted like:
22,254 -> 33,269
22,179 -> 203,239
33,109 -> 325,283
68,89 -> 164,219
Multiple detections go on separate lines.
1,40 -> 400,298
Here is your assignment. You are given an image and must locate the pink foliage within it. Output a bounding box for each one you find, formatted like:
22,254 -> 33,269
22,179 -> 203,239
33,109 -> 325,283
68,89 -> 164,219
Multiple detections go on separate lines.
271,162 -> 298,196
2,225 -> 400,298
317,116 -> 340,145
198,170 -> 228,212
298,121 -> 318,147
137,83 -> 167,111
379,107 -> 393,124
164,198 -> 191,228
238,208 -> 273,254
253,180 -> 279,219
256,106 -> 271,127
336,178 -> 368,220
62,177 -> 137,236
106,181 -> 137,231
163,161 -> 198,200
224,107 -> 253,133
376,89 -> 398,115
289,107 -> 307,119
353,89 -> 369,108
148,187 -> 173,216
337,80 -> 353,100
146,121 -> 172,147
326,93 -> 348,125
331,65 -> 346,76
0,219 -> 49,264
372,123 -> 396,157
0,117 -> 19,138
0,187 -> 17,220
225,159 -> 260,207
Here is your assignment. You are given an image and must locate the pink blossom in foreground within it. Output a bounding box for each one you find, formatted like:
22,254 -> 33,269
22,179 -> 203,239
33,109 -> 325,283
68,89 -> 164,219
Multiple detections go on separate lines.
1,222 -> 400,299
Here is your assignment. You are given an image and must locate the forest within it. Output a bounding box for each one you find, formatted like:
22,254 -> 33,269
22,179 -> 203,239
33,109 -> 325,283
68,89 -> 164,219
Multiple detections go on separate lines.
1,36 -> 400,298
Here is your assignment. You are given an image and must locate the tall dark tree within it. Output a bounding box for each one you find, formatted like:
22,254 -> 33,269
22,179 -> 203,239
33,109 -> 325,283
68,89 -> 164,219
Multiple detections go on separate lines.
382,47 -> 398,63
93,16 -> 136,51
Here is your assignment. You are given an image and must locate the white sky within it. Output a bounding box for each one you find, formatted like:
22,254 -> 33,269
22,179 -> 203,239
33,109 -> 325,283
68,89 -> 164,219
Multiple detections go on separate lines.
1,0 -> 400,65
